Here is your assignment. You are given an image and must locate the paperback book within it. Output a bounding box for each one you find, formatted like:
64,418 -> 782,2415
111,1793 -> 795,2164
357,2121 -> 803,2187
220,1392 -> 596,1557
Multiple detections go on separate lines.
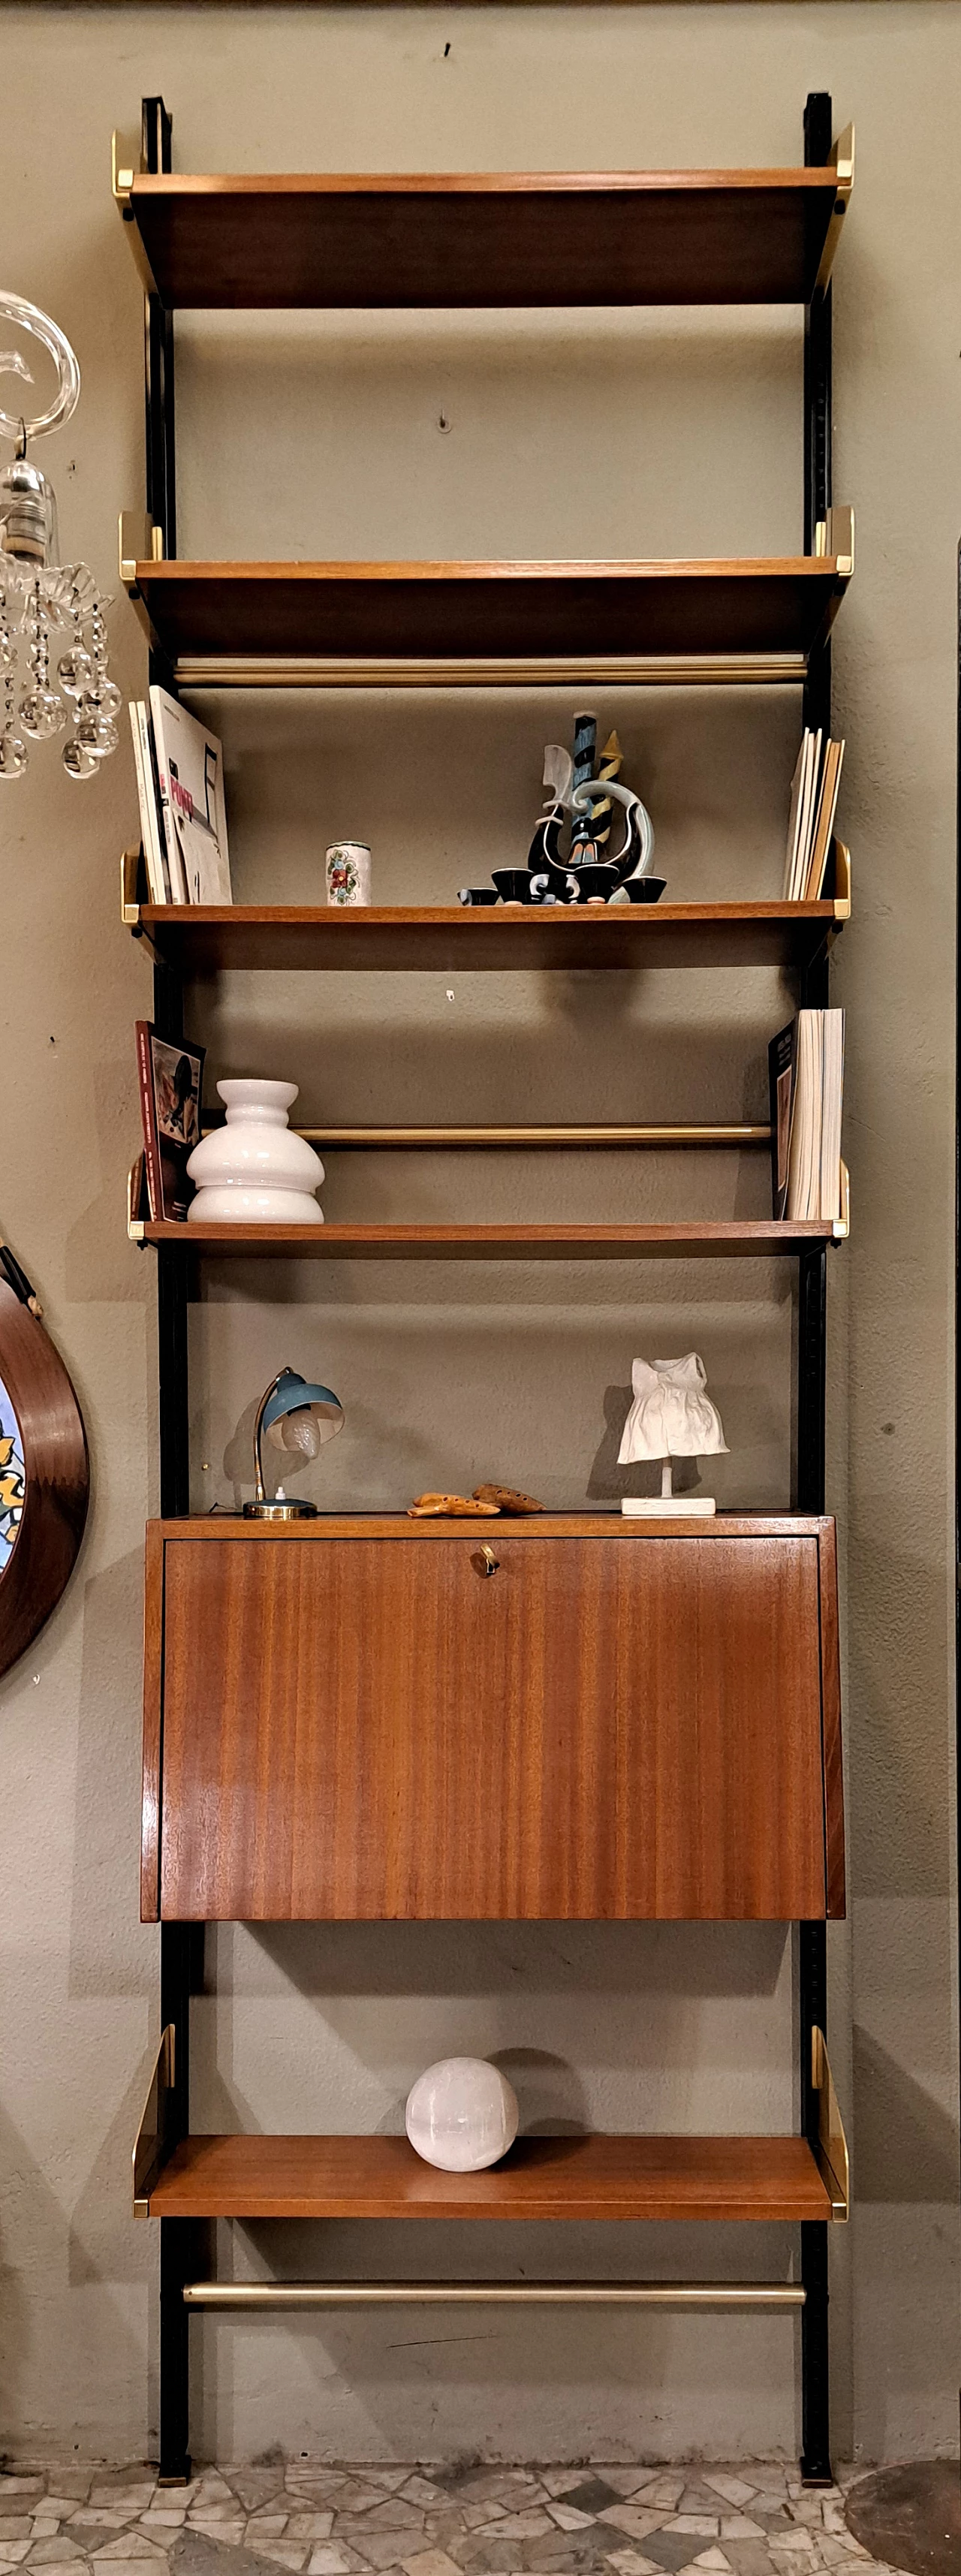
782,729 -> 845,902
769,1008 -> 845,1222
136,1023 -> 206,1222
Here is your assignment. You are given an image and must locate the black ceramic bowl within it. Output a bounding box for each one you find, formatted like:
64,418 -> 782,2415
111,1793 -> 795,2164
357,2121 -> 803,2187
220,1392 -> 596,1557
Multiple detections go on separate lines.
621,875 -> 667,904
492,869 -> 534,904
457,887 -> 499,906
571,864 -> 619,904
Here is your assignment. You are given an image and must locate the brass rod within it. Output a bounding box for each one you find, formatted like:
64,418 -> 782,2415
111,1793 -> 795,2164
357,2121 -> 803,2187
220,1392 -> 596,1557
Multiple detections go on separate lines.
198,1124 -> 772,1149
182,2280 -> 805,2311
304,1125 -> 771,1148
173,655 -> 807,693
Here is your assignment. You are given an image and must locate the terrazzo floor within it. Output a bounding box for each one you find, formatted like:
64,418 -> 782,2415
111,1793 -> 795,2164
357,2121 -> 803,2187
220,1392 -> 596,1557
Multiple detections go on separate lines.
0,2463 -> 904,2576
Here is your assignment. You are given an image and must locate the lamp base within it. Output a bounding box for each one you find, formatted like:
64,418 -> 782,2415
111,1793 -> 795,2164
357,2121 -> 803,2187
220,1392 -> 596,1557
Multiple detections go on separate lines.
622,1496 -> 716,1517
243,1499 -> 318,1521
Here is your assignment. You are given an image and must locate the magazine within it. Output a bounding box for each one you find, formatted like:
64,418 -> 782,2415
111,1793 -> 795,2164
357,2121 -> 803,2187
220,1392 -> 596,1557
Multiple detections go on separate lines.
136,1023 -> 206,1222
149,687 -> 232,905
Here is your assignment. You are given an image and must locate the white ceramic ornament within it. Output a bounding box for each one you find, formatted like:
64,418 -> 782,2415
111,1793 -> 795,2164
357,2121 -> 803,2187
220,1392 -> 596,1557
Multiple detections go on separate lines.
617,1351 -> 728,1517
186,1079 -> 325,1225
405,2056 -> 519,2172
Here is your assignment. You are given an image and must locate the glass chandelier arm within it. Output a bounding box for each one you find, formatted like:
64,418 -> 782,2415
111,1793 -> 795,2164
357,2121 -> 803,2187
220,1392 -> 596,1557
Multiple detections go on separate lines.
0,294 -> 81,446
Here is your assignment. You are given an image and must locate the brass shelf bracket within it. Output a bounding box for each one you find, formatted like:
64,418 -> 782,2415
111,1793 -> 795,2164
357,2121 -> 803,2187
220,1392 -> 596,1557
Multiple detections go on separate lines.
133,2023 -> 177,2217
120,511 -> 163,588
832,840 -> 851,919
127,1160 -> 146,1245
812,2026 -> 850,2220
813,123 -> 854,296
814,506 -> 854,579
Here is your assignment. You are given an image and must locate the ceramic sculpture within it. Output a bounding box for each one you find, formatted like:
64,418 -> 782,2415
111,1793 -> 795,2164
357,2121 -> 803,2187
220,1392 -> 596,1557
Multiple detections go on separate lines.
617,1352 -> 728,1516
405,2056 -> 519,2171
459,718 -> 660,908
186,1079 -> 325,1224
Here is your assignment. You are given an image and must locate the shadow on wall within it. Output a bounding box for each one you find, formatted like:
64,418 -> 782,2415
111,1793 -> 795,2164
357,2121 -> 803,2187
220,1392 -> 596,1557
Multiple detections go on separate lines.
68,1548 -> 155,2002
245,1917 -> 790,2002
852,2027 -> 959,2204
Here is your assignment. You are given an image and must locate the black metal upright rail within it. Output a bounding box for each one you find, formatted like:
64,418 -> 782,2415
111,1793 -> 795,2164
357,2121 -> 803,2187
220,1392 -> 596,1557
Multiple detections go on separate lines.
137,89 -> 842,2486
141,95 -> 197,2489
796,87 -> 835,2488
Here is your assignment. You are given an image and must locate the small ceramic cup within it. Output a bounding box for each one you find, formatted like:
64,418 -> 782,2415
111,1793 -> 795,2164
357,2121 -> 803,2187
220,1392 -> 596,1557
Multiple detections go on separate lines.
326,841 -> 372,906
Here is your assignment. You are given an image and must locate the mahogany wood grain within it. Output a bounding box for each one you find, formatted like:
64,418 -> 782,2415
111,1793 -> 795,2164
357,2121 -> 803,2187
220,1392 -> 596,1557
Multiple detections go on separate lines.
151,1527 -> 832,1923
818,1517 -> 845,1917
0,1283 -> 89,1680
130,559 -> 848,667
139,1220 -> 839,1260
125,169 -> 844,312
146,2130 -> 836,2222
139,902 -> 841,978
141,1522 -> 165,1921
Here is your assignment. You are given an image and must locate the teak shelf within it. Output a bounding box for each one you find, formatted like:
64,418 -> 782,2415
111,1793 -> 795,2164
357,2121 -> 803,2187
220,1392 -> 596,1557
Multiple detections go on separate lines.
140,2132 -> 839,2225
128,895 -> 848,975
114,158 -> 852,312
120,88 -> 852,2487
125,550 -> 851,677
134,1219 -> 845,1258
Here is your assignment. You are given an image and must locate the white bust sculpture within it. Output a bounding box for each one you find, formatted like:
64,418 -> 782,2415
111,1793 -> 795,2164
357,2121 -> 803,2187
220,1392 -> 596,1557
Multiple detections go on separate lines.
617,1352 -> 728,1517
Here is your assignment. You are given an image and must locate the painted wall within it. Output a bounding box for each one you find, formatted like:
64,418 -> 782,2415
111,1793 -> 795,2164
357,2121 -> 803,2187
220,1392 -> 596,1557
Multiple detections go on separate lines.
0,0 -> 957,2469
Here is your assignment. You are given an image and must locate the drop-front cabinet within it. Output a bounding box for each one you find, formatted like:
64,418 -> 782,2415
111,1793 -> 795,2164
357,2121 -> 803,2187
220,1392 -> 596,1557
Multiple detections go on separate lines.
143,1514 -> 844,1926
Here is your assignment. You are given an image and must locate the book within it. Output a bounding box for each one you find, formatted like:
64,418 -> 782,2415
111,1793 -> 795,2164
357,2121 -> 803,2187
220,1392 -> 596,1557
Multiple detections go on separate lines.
129,700 -> 172,905
136,1022 -> 206,1222
782,727 -> 845,902
782,741 -> 806,902
768,1008 -> 845,1222
804,736 -> 845,900
149,686 -> 231,906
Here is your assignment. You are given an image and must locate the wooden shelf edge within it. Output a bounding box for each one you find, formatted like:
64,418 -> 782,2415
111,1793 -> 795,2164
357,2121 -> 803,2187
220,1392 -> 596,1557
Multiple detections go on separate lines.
139,2129 -> 839,2223
131,1219 -> 844,1258
114,155 -> 852,312
152,1512 -> 835,1539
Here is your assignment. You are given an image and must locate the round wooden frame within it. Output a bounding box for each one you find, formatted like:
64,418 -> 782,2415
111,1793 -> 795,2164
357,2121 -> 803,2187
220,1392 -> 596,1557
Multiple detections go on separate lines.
0,1279 -> 89,1680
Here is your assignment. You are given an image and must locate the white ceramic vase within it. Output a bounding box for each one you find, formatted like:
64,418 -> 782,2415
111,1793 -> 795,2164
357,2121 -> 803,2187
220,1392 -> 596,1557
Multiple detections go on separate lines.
186,1079 -> 325,1225
405,2056 -> 519,2172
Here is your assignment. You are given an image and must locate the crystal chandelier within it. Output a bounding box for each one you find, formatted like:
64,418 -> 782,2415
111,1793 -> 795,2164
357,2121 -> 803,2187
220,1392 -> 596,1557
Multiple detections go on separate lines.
0,291 -> 121,780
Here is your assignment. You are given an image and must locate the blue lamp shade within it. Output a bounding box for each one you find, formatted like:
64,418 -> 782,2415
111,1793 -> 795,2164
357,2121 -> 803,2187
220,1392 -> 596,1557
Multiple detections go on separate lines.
262,1367 -> 344,1449
245,1364 -> 345,1520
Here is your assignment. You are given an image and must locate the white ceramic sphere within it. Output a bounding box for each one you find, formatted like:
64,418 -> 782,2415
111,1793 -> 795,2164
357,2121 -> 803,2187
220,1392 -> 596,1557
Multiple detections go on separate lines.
405,2057 -> 519,2172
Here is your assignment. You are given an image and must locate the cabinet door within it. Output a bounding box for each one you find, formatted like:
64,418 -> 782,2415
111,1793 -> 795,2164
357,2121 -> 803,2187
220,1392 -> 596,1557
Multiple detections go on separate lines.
153,1532 -> 830,1921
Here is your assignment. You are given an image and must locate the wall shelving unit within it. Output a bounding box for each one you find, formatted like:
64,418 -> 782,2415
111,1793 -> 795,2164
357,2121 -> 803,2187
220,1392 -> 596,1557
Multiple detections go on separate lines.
118,93 -> 852,2488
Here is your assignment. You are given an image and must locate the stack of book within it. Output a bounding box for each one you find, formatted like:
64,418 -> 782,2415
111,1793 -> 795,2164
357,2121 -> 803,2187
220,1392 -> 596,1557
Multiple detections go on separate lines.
129,688 -> 233,906
782,728 -> 845,902
769,1009 -> 845,1221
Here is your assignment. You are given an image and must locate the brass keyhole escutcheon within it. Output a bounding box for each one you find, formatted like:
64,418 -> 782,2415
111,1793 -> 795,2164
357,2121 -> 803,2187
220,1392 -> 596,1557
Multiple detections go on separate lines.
471,1544 -> 500,1577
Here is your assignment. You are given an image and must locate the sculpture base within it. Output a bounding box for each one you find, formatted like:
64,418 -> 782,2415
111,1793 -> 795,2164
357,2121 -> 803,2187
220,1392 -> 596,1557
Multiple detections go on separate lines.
622,1496 -> 716,1516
